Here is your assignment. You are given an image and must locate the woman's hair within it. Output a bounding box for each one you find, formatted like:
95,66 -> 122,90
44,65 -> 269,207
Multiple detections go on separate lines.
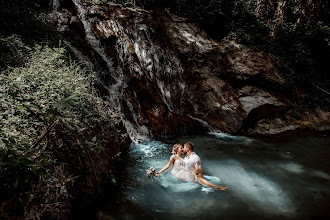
172,144 -> 181,154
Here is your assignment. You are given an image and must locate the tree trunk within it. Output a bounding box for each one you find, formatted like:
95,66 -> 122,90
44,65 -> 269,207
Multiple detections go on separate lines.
256,0 -> 322,37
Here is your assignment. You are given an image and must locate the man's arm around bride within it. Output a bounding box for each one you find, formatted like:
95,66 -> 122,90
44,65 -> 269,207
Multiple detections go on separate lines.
155,142 -> 228,191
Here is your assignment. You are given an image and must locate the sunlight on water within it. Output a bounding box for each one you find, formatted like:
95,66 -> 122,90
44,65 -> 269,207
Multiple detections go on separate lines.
312,170 -> 330,179
98,135 -> 330,220
130,140 -> 295,214
129,138 -> 297,216
278,161 -> 304,174
219,158 -> 295,214
277,161 -> 330,180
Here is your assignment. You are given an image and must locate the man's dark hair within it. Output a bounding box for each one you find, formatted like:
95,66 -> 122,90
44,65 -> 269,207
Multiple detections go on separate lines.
184,141 -> 194,151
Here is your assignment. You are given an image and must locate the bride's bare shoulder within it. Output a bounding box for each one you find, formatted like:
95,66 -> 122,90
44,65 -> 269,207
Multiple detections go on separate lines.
170,155 -> 176,160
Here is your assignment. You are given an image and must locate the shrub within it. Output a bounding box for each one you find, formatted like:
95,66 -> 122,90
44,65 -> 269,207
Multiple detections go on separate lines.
0,42 -> 124,218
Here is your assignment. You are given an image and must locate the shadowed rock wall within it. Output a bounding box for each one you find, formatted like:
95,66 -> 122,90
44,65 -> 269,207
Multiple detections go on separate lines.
50,0 -> 303,137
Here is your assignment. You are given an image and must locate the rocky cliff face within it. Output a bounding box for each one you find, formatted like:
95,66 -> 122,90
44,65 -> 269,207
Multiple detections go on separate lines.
50,0 -> 328,138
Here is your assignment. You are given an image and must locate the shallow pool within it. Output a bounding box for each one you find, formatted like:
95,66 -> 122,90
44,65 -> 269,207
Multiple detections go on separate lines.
96,132 -> 330,220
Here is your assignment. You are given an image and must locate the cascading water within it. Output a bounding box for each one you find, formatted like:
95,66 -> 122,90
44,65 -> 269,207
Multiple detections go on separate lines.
68,0 -> 154,142
72,0 -> 122,111
52,0 -> 199,141
50,0 -> 256,139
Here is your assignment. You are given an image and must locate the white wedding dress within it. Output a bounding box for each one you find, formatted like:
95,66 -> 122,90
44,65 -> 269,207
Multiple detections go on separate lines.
170,155 -> 201,184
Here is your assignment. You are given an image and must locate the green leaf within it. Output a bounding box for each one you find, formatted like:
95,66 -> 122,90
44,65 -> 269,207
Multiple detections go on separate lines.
46,109 -> 62,117
53,94 -> 81,111
18,105 -> 25,111
1,139 -> 9,144
31,165 -> 39,172
8,138 -> 16,144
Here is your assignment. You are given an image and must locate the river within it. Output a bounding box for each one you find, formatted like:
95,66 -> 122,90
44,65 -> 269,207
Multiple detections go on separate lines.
94,132 -> 329,220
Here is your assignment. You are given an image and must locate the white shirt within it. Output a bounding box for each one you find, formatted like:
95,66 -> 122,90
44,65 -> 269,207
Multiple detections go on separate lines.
184,152 -> 201,172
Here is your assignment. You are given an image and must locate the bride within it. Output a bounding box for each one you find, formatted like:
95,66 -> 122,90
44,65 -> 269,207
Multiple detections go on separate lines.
155,144 -> 228,191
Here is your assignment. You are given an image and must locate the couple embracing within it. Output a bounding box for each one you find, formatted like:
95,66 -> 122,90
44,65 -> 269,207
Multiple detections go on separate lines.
155,141 -> 228,191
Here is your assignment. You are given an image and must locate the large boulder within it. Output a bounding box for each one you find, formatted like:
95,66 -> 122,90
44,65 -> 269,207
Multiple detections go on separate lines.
237,86 -> 291,130
219,39 -> 285,84
251,107 -> 330,135
51,1 -> 296,137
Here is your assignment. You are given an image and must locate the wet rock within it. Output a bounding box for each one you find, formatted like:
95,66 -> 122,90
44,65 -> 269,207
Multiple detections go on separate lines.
238,86 -> 291,130
185,76 -> 245,133
219,39 -> 285,84
250,107 -> 330,135
51,1 -> 328,137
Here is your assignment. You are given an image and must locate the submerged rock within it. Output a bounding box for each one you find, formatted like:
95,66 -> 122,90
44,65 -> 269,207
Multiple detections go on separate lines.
51,0 -> 328,137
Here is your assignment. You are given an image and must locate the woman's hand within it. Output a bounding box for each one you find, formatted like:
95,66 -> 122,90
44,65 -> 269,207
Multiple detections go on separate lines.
155,156 -> 173,177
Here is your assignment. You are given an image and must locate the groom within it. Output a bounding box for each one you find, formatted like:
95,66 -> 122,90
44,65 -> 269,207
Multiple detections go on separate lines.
183,141 -> 228,190
183,141 -> 202,172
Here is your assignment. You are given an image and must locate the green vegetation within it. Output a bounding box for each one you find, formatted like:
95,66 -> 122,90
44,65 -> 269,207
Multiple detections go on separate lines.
0,0 -> 59,71
0,37 -> 125,219
0,34 -> 29,70
0,0 -> 58,45
0,1 -> 128,218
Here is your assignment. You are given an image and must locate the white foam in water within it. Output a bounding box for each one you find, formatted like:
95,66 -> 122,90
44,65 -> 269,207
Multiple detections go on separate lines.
131,141 -> 168,158
208,131 -> 252,143
155,169 -> 221,193
156,172 -> 200,192
125,121 -> 150,143
201,175 -> 221,194
132,141 -> 221,193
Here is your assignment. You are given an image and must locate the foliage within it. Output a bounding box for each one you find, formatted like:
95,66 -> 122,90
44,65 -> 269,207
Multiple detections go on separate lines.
0,0 -> 58,47
268,3 -> 330,108
0,41 -> 125,218
0,35 -> 30,71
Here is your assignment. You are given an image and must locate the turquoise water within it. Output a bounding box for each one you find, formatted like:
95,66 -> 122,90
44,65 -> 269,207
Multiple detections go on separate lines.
96,133 -> 330,220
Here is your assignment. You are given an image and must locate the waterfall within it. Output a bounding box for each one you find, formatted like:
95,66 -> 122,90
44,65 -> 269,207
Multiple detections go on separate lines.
129,22 -> 186,113
57,0 -> 188,142
187,115 -> 214,132
69,0 -> 152,142
63,40 -> 94,70
52,0 -> 239,141
72,0 -> 122,113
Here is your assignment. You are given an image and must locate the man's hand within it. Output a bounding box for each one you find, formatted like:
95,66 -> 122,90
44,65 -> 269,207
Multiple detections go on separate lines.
194,163 -> 201,169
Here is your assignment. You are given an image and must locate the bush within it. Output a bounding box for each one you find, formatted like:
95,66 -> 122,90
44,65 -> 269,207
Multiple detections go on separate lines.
0,42 -> 124,218
0,35 -> 29,70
